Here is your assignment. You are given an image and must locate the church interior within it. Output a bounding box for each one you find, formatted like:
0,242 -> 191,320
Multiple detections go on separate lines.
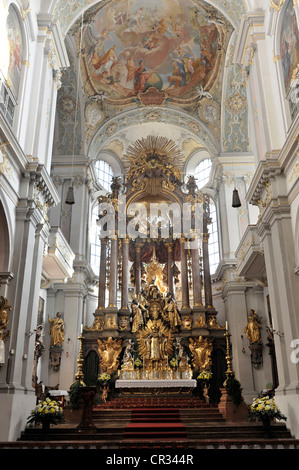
0,0 -> 299,450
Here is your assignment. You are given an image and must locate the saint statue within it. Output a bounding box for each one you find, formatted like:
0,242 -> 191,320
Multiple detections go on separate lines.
48,312 -> 64,347
163,292 -> 182,329
131,299 -> 144,333
244,309 -> 262,344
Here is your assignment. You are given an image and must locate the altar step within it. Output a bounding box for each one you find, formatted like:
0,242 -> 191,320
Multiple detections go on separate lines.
95,396 -> 210,409
124,407 -> 187,440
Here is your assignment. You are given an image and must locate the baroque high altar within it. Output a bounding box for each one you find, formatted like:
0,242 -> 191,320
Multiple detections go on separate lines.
82,136 -> 226,392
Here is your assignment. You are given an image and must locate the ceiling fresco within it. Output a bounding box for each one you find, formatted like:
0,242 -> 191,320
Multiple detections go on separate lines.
74,0 -> 232,106
54,0 -> 250,160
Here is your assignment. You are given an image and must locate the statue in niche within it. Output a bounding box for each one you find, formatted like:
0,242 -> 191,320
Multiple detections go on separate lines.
163,292 -> 182,330
48,312 -> 64,347
189,336 -> 213,372
97,337 -> 122,374
244,309 -> 262,345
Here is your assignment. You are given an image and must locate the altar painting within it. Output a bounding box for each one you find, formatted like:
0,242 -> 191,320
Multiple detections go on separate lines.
80,0 -> 229,102
280,0 -> 299,94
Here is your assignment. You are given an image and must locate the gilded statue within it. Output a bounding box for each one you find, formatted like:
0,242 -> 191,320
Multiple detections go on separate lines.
189,336 -> 213,372
163,292 -> 182,329
97,337 -> 122,374
131,299 -> 144,333
48,312 -> 64,347
0,296 -> 11,341
137,318 -> 174,361
244,309 -> 262,344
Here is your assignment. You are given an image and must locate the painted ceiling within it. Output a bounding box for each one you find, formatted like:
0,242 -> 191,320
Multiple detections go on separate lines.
54,0 -> 249,167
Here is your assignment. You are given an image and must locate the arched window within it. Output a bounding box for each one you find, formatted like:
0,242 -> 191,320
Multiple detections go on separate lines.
90,205 -> 101,273
208,202 -> 220,275
194,158 -> 212,189
95,160 -> 114,191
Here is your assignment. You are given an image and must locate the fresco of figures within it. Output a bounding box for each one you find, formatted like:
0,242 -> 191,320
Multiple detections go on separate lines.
79,0 -> 231,101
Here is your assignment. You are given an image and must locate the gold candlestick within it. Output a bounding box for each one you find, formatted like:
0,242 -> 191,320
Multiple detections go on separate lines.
74,332 -> 86,386
224,327 -> 235,386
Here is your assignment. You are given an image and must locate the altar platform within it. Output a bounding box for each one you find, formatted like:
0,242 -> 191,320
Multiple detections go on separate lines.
115,379 -> 196,395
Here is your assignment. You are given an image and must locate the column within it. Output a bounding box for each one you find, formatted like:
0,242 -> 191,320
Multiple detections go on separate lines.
120,238 -> 129,311
107,236 -> 118,310
97,238 -> 107,313
180,237 -> 191,313
202,223 -> 213,310
191,236 -> 203,310
135,245 -> 141,297
166,243 -> 174,295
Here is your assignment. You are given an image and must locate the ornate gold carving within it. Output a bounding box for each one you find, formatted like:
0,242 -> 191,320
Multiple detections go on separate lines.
86,316 -> 105,332
118,316 -> 129,331
182,316 -> 193,330
125,136 -> 182,187
195,315 -> 207,328
97,337 -> 122,374
136,318 -> 174,361
189,336 -> 213,372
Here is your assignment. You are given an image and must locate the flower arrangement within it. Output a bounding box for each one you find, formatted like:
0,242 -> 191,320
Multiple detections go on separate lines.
97,372 -> 111,384
248,395 -> 287,422
169,358 -> 178,368
27,398 -> 64,426
197,371 -> 212,381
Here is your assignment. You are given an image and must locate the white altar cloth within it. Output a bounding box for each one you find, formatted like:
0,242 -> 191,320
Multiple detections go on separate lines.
116,379 -> 196,388
48,390 -> 68,396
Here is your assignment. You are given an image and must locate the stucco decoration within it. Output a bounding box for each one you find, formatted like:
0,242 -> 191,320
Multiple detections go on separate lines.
55,0 -> 247,36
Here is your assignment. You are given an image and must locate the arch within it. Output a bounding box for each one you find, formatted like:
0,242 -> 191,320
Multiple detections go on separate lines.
94,150 -> 123,178
0,200 -> 10,272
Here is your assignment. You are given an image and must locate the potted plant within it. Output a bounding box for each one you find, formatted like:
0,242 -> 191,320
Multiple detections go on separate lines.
27,397 -> 64,433
248,395 -> 287,437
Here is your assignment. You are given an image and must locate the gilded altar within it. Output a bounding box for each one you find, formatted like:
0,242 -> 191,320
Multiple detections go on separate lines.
81,136 -> 227,394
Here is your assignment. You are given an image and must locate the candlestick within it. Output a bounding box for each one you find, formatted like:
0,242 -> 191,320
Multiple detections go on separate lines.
74,332 -> 86,386
223,328 -> 235,386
